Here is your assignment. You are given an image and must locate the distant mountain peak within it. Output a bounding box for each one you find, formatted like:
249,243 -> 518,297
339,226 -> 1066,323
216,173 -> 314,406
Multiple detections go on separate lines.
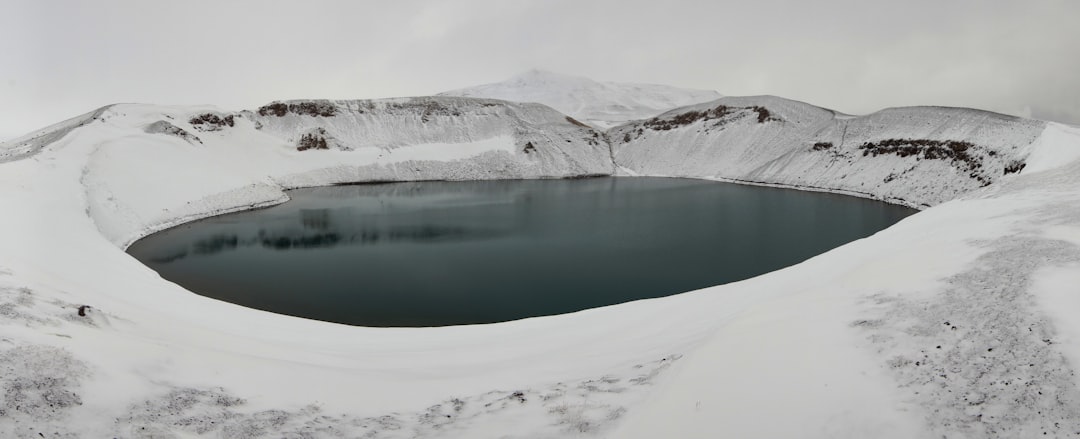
512,68 -> 580,79
503,69 -> 590,88
439,70 -> 721,129
514,68 -> 560,77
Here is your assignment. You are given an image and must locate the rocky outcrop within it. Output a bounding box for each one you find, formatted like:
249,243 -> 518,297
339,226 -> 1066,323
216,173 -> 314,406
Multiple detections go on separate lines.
145,120 -> 201,144
187,113 -> 236,132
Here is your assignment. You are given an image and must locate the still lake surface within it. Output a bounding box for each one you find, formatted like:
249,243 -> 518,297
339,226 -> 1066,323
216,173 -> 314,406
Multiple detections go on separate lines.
127,177 -> 915,327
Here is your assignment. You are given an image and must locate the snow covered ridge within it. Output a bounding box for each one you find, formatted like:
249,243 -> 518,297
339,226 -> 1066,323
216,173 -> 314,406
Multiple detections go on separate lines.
0,105 -> 111,163
439,69 -> 722,129
611,96 -> 1047,207
3,93 -> 1080,437
248,96 -> 610,161
67,97 -> 615,247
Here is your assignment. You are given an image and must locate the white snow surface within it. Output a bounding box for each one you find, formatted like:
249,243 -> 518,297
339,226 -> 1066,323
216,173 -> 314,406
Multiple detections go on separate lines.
2,93 -> 1080,438
439,69 -> 721,129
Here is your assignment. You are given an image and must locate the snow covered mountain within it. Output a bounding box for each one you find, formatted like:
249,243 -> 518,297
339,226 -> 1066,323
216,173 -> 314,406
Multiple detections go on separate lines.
3,88 -> 1080,438
439,69 -> 721,128
611,96 -> 1046,207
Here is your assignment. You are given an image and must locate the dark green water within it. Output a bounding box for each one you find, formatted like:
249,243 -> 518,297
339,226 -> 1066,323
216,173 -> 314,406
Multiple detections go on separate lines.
127,178 -> 914,327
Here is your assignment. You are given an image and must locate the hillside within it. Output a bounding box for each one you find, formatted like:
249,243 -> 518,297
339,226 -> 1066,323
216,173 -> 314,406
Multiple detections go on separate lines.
611,96 -> 1046,207
1,89 -> 1079,437
64,97 -> 614,246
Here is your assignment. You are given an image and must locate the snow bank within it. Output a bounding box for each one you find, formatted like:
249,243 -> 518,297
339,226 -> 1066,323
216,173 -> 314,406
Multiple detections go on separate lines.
2,92 -> 1080,438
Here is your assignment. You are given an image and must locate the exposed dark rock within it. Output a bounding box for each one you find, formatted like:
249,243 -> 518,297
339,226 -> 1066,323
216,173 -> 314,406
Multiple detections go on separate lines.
144,121 -> 202,144
642,107 -> 723,131
257,101 -> 337,117
188,113 -> 235,131
638,104 -> 778,135
1004,161 -> 1027,175
749,106 -> 776,123
858,139 -> 991,185
297,129 -> 330,151
257,102 -> 288,117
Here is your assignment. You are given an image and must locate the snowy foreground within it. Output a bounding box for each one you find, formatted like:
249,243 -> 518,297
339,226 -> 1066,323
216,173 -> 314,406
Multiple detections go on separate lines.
2,93 -> 1080,438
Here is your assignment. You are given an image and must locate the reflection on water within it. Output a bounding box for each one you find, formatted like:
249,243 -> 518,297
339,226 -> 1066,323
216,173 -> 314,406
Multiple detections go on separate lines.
193,235 -> 239,255
147,248 -> 189,264
127,177 -> 916,327
259,232 -> 342,250
300,209 -> 330,231
157,223 -> 496,260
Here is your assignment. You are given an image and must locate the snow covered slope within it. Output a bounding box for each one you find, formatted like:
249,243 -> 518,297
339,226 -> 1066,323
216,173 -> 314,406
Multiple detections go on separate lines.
2,90 -> 1080,438
0,105 -> 110,163
439,69 -> 721,129
611,96 -> 1046,207
616,123 -> 1080,439
75,97 -> 613,246
248,97 -> 612,182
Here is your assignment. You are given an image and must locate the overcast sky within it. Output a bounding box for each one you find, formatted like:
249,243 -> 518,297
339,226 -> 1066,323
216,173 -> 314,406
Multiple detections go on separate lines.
3,0 -> 1078,139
